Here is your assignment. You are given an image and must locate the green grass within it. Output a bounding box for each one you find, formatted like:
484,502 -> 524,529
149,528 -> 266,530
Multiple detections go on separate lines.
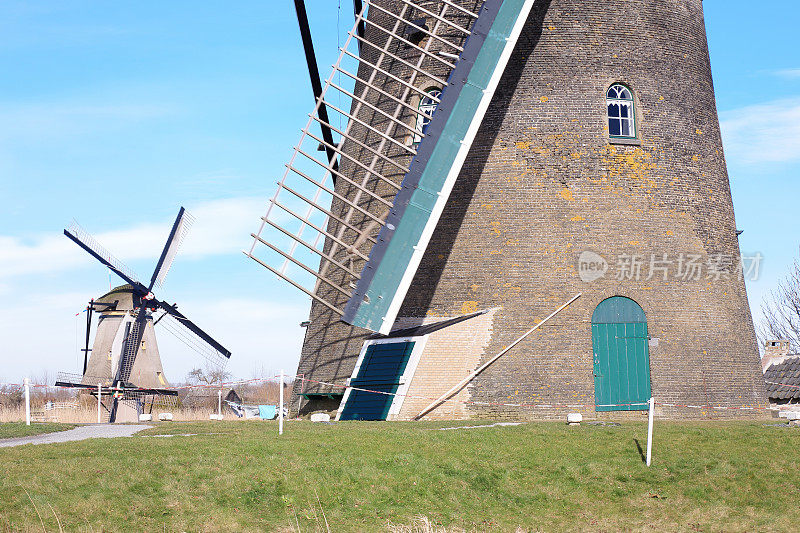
0,422 -> 74,440
0,420 -> 798,532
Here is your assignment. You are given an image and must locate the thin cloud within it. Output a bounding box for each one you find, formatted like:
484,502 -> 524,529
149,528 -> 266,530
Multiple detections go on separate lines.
181,197 -> 273,258
0,101 -> 177,142
0,196 -> 272,279
721,98 -> 800,165
0,292 -> 307,382
112,295 -> 308,379
775,68 -> 800,79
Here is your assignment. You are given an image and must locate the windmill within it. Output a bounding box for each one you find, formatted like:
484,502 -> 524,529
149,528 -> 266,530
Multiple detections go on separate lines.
246,0 -> 537,417
247,0 -> 767,420
57,208 -> 232,422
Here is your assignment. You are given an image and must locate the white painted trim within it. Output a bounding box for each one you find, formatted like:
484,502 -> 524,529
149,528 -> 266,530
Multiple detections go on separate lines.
378,0 -> 538,335
335,335 -> 428,421
386,336 -> 427,419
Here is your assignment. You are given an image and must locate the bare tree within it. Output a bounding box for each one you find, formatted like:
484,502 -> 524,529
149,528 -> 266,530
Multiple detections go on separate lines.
761,251 -> 800,351
186,366 -> 231,386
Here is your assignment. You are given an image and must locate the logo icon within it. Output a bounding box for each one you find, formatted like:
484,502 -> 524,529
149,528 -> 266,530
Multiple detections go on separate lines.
578,251 -> 608,282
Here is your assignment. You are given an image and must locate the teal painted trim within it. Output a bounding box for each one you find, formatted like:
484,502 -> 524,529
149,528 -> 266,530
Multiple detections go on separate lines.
347,0 -> 530,332
339,341 -> 416,421
592,298 -> 652,412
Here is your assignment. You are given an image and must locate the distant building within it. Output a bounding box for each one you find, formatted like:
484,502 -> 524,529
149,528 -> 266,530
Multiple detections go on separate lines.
762,340 -> 800,406
762,340 -> 793,372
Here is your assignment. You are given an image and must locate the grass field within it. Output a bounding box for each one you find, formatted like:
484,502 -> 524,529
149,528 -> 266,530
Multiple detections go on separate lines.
0,420 -> 798,532
0,422 -> 74,440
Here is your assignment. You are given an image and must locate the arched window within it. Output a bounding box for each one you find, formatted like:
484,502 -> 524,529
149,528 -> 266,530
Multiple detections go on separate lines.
607,84 -> 636,138
413,87 -> 442,145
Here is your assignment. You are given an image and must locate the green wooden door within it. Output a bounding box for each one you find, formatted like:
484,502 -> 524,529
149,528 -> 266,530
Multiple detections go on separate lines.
592,297 -> 651,411
339,341 -> 415,421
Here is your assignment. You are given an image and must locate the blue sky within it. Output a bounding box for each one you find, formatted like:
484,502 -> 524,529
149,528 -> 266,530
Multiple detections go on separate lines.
1,1 -> 798,384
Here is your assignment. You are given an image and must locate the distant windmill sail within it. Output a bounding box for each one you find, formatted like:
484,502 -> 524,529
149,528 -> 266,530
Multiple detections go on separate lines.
66,220 -> 142,289
151,207 -> 195,289
246,0 -> 537,334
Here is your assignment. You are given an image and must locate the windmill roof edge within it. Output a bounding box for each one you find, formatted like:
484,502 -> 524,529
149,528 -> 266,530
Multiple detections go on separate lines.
97,284 -> 135,301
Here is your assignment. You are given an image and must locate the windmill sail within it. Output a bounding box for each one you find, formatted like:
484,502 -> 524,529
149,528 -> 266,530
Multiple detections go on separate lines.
247,0 -> 536,333
154,311 -> 230,367
155,302 -> 231,361
65,221 -> 143,290
150,207 -> 195,289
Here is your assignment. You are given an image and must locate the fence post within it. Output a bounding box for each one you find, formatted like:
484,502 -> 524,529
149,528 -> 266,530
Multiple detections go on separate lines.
97,383 -> 102,423
217,389 -> 222,419
297,373 -> 305,416
279,369 -> 284,436
646,397 -> 654,467
24,378 -> 31,426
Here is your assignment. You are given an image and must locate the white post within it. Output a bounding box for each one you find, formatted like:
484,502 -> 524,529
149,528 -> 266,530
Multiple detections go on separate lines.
646,397 -> 655,467
217,389 -> 222,418
97,383 -> 102,423
24,378 -> 31,426
278,369 -> 284,436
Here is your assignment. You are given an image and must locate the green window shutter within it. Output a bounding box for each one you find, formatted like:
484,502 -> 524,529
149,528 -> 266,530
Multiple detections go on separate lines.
339,341 -> 415,421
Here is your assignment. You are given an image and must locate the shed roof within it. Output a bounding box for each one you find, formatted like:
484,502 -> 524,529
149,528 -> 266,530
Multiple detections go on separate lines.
368,309 -> 489,340
764,356 -> 800,400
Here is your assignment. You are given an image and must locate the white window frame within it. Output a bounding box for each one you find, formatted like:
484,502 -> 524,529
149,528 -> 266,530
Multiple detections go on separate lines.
607,84 -> 636,139
335,335 -> 428,421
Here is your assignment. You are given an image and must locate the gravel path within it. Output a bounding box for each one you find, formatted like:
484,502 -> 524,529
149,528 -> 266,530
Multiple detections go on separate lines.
0,424 -> 152,448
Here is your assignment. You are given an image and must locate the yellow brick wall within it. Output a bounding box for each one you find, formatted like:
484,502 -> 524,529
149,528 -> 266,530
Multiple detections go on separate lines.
394,310 -> 497,420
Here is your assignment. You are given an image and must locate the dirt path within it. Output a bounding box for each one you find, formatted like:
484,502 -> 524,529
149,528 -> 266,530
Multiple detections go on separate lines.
0,424 -> 152,448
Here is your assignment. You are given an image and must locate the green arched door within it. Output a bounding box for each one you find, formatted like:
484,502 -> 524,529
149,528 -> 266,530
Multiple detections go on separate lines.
592,297 -> 652,411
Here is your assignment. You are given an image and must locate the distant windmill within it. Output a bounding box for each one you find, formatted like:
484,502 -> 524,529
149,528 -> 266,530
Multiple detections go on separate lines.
56,208 -> 232,422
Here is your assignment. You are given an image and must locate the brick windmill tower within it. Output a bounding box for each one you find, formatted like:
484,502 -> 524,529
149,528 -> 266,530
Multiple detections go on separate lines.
247,0 -> 767,420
